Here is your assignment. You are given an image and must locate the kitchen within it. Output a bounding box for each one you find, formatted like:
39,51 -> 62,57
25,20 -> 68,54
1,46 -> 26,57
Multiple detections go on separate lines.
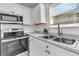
0,3 -> 79,56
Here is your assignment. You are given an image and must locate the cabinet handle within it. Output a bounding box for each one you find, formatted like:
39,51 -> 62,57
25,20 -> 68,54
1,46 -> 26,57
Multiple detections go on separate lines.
46,46 -> 49,48
45,50 -> 50,54
45,50 -> 48,53
47,51 -> 50,54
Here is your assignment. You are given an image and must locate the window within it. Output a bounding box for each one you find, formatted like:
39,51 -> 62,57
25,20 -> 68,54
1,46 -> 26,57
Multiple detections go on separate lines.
49,3 -> 79,25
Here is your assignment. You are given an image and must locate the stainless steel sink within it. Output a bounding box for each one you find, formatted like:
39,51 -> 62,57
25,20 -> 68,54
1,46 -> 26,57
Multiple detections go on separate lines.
52,37 -> 76,45
39,34 -> 76,45
39,35 -> 56,39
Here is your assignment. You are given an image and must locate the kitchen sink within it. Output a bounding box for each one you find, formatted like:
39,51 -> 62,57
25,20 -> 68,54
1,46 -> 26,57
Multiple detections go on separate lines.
52,37 -> 76,45
39,35 -> 56,39
39,34 -> 76,45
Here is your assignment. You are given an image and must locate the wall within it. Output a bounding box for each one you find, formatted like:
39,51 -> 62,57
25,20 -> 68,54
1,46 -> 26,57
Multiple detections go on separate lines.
23,26 -> 33,33
1,24 -> 33,33
49,27 -> 79,35
33,24 -> 47,32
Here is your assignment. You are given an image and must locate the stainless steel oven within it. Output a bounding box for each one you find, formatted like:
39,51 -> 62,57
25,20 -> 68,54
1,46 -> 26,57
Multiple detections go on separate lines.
1,28 -> 29,56
1,37 -> 29,56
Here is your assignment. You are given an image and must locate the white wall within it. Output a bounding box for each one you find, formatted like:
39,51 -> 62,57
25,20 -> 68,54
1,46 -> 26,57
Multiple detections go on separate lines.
49,27 -> 79,35
23,26 -> 33,33
33,24 -> 47,32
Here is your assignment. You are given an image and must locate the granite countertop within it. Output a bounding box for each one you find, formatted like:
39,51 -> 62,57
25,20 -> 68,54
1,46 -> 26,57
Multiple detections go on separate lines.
27,32 -> 79,55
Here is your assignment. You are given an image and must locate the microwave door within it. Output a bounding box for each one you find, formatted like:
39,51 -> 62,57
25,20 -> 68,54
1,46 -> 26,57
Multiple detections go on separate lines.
2,16 -> 18,22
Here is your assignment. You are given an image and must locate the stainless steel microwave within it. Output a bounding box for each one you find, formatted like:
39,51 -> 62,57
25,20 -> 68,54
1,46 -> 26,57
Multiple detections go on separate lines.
0,13 -> 23,22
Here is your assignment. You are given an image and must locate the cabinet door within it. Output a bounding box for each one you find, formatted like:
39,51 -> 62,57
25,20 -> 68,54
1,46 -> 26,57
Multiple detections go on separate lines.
29,36 -> 43,56
48,44 -> 78,56
13,5 -> 23,16
31,5 -> 40,24
34,4 -> 41,24
29,36 -> 48,56
31,4 -> 46,24
35,39 -> 48,56
31,9 -> 37,24
23,8 -> 32,25
40,4 -> 46,23
0,3 -> 15,13
29,36 -> 37,56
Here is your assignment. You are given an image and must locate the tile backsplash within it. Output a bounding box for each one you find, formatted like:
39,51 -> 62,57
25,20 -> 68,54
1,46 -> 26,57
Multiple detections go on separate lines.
49,27 -> 79,35
32,23 -> 79,35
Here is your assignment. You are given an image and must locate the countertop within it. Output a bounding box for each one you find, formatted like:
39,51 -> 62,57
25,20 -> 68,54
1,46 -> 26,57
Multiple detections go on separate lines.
27,32 -> 79,55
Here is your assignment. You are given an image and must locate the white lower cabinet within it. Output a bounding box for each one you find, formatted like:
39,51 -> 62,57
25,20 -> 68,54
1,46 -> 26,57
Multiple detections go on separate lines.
29,36 -> 78,56
47,44 -> 78,56
35,38 -> 48,56
29,36 -> 48,56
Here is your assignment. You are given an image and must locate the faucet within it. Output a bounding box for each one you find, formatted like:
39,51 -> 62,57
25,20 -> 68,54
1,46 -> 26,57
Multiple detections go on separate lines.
58,23 -> 63,36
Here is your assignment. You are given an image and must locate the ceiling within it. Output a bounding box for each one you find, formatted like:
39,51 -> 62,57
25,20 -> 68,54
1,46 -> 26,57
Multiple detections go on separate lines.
18,3 -> 38,8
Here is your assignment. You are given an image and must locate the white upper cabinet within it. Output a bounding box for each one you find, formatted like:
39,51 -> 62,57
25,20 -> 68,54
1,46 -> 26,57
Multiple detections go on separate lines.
0,3 -> 23,16
31,3 -> 46,24
0,3 -> 15,14
13,4 -> 32,25
13,5 -> 23,16
22,7 -> 32,25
